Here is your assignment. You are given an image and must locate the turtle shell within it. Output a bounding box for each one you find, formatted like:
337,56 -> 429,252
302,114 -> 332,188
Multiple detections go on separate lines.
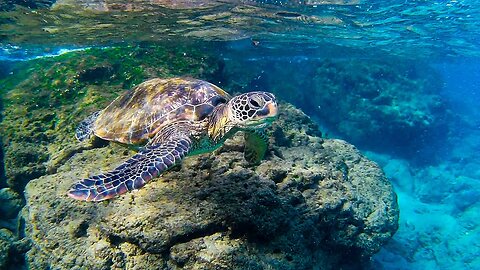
93,77 -> 230,144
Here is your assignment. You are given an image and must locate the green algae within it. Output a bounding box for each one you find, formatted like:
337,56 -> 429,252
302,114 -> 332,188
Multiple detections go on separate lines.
0,229 -> 14,268
0,43 -> 223,193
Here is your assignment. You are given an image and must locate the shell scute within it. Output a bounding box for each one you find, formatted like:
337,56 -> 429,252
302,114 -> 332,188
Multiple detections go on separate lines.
93,78 -> 230,144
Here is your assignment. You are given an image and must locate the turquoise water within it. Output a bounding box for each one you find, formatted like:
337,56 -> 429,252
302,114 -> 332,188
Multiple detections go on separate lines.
1,0 -> 479,269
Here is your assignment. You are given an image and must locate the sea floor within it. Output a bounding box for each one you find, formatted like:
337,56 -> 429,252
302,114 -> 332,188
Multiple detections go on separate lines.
368,115 -> 480,269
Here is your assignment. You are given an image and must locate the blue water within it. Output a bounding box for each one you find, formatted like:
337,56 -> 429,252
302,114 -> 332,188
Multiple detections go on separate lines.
1,0 -> 480,269
369,60 -> 480,270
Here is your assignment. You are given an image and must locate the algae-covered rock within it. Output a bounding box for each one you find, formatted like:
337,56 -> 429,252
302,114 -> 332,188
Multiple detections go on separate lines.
0,227 -> 31,269
0,44 -> 223,193
23,103 -> 398,269
0,188 -> 23,233
0,229 -> 14,269
0,188 -> 23,219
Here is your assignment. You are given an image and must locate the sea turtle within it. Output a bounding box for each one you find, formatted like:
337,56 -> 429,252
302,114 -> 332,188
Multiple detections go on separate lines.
68,77 -> 278,202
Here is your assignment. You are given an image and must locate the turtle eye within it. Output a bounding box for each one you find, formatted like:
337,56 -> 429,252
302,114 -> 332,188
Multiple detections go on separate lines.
249,96 -> 264,108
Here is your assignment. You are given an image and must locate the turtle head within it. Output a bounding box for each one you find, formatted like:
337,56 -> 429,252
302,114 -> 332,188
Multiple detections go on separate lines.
227,91 -> 278,130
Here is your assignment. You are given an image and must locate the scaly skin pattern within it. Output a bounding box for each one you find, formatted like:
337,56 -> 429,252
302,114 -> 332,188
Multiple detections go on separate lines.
69,137 -> 192,201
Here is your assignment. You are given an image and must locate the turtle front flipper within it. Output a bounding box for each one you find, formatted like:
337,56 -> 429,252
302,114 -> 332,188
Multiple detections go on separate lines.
68,137 -> 191,201
76,111 -> 100,142
244,130 -> 268,165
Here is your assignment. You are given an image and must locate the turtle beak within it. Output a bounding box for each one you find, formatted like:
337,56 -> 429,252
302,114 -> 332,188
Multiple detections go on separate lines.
256,101 -> 278,119
245,101 -> 277,129
266,101 -> 278,118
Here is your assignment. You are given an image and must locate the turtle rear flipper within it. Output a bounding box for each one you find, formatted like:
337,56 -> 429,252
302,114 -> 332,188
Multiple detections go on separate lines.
68,137 -> 191,201
76,111 -> 100,142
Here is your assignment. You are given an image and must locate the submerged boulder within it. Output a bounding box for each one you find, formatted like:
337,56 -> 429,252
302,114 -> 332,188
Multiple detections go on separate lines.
23,104 -> 398,269
0,188 -> 23,219
0,229 -> 14,269
0,45 -> 223,194
0,188 -> 23,233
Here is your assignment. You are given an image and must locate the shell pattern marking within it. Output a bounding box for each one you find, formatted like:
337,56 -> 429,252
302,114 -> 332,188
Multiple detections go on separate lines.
93,78 -> 230,144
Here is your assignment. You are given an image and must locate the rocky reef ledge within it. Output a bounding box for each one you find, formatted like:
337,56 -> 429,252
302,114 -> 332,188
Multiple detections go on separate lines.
22,104 -> 398,269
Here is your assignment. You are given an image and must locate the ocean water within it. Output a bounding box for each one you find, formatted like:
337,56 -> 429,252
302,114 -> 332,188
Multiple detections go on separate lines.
0,0 -> 479,269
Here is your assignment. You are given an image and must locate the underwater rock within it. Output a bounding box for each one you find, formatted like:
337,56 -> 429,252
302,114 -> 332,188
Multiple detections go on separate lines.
0,188 -> 23,219
4,142 -> 49,192
0,45 -> 223,194
0,140 -> 5,189
0,229 -> 30,269
0,229 -> 14,269
22,103 -> 398,269
0,228 -> 31,269
77,64 -> 116,84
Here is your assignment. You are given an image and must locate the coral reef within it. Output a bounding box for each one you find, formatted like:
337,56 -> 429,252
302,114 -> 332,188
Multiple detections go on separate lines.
22,104 -> 398,269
